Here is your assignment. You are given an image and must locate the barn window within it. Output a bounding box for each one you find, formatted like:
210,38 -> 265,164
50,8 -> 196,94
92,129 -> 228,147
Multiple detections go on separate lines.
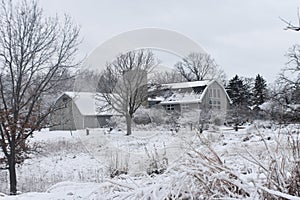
62,97 -> 69,102
166,104 -> 175,111
181,104 -> 189,111
217,101 -> 221,109
209,99 -> 221,110
217,89 -> 221,98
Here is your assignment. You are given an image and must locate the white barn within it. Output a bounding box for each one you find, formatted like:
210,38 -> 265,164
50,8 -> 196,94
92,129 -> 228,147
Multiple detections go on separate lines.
50,92 -> 114,131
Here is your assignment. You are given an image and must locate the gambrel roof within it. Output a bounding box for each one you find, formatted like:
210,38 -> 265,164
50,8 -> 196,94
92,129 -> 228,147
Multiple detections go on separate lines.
149,80 -> 232,104
57,92 -> 116,116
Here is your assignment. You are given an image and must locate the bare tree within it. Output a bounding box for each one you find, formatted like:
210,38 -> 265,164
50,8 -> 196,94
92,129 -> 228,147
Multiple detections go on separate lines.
175,52 -> 226,83
0,0 -> 80,194
98,50 -> 159,135
150,70 -> 185,84
281,45 -> 300,89
269,11 -> 300,123
281,9 -> 300,31
272,45 -> 300,122
74,69 -> 102,92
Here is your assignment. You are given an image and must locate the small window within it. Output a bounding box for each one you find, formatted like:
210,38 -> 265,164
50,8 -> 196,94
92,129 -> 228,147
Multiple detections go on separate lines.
166,104 -> 175,111
213,89 -> 216,98
181,104 -> 189,111
62,97 -> 69,102
217,89 -> 221,98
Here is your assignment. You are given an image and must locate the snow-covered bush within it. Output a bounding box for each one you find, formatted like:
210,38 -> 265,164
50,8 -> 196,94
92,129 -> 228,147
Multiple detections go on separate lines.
148,108 -> 169,125
133,108 -> 151,125
260,100 -> 300,123
144,145 -> 168,175
108,151 -> 129,178
210,110 -> 226,126
106,116 -> 126,129
179,109 -> 200,126
245,124 -> 300,199
286,126 -> 300,197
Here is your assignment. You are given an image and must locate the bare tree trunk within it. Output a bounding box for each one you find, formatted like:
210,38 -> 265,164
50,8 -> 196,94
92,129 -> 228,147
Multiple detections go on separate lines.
8,141 -> 17,195
8,160 -> 17,195
126,114 -> 132,136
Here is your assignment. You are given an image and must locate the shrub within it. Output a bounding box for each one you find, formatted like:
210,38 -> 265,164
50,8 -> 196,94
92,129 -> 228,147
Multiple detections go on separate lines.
245,125 -> 300,199
106,116 -> 126,129
144,145 -> 168,176
148,107 -> 169,125
133,109 -> 151,125
108,151 -> 129,178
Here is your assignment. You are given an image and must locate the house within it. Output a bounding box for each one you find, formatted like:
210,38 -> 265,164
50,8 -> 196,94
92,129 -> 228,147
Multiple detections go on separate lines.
50,92 -> 115,131
148,80 -> 232,115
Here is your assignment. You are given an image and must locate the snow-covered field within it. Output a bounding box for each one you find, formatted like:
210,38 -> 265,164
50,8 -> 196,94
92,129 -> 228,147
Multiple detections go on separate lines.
0,122 -> 300,199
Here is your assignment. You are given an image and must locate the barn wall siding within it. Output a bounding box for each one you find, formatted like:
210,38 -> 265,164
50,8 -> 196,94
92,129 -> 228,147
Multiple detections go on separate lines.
50,95 -> 76,131
202,81 -> 228,113
97,116 -> 112,127
73,102 -> 84,130
84,116 -> 99,128
50,94 -> 111,131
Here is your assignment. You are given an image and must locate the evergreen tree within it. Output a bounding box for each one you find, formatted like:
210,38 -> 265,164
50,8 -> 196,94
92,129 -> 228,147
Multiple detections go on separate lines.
252,74 -> 267,107
242,77 -> 254,106
226,75 -> 250,106
226,75 -> 252,129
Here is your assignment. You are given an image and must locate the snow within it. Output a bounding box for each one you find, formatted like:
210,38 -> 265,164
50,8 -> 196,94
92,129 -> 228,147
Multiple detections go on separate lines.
148,96 -> 165,102
162,80 -> 211,89
0,182 -> 104,200
259,101 -> 274,111
1,122 -> 300,199
160,91 -> 203,104
259,186 -> 300,200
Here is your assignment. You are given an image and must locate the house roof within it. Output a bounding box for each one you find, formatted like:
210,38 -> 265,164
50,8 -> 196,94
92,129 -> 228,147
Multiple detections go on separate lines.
151,80 -> 232,105
160,92 -> 203,104
157,80 -> 212,104
61,92 -> 116,116
162,80 -> 211,89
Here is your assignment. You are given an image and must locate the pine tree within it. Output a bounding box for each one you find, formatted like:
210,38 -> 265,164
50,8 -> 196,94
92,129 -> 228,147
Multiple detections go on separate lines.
252,74 -> 267,107
226,75 -> 252,129
226,75 -> 250,106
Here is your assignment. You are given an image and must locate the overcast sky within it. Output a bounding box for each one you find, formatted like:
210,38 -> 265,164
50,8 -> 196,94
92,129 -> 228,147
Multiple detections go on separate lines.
39,0 -> 300,83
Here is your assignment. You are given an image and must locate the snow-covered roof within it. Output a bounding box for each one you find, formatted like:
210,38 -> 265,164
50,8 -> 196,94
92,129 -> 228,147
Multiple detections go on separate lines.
150,80 -> 232,105
148,96 -> 165,102
150,80 -> 212,104
162,80 -> 211,89
160,92 -> 203,104
62,92 -> 115,116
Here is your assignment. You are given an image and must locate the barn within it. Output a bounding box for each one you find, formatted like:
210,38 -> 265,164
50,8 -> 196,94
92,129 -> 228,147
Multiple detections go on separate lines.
148,80 -> 232,115
50,92 -> 114,131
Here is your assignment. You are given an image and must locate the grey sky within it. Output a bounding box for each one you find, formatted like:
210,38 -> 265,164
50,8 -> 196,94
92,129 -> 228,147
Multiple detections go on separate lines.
39,0 -> 300,82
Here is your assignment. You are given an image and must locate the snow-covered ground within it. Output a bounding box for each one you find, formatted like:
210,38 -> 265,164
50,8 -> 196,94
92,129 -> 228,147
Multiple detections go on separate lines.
0,122 -> 300,199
